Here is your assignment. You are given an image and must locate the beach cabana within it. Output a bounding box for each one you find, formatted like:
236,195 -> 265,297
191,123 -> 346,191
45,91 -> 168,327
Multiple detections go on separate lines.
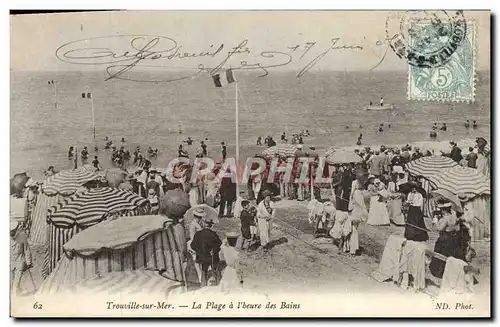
43,188 -> 150,278
29,167 -> 100,246
428,166 -> 490,240
37,215 -> 186,295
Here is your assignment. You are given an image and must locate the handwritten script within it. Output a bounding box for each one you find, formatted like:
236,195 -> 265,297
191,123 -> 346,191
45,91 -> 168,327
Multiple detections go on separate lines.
55,35 -> 380,83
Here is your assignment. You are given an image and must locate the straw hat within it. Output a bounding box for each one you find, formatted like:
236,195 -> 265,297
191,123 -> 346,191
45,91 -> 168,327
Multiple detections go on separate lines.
193,208 -> 207,218
437,202 -> 452,209
457,193 -> 469,202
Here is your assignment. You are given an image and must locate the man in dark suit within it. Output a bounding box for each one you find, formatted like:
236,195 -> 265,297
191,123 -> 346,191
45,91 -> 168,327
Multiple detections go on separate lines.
190,216 -> 222,287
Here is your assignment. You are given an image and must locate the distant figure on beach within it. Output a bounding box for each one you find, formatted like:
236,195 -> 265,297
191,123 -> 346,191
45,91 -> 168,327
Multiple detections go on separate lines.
440,123 -> 447,131
432,123 -> 438,131
104,136 -> 109,141
267,137 -> 277,147
94,146 -> 98,152
92,156 -> 102,171
345,125 -> 349,129
185,137 -> 193,146
121,137 -> 126,143
281,132 -> 287,143
221,142 -> 227,160
356,138 -> 362,146
369,101 -> 373,106
380,96 -> 384,107
378,124 -> 383,132
264,136 -> 270,146
68,146 -> 74,159
359,125 -> 363,129
298,135 -> 303,145
81,146 -> 89,160
45,166 -> 55,177
201,141 -> 208,156
388,124 -> 391,128
256,136 -> 262,145
472,120 -> 478,129
430,130 -> 437,139
465,120 -> 470,128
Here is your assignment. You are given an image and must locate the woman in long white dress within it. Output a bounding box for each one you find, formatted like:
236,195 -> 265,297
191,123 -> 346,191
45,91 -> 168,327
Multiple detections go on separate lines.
367,179 -> 390,226
256,190 -> 275,250
387,174 -> 405,226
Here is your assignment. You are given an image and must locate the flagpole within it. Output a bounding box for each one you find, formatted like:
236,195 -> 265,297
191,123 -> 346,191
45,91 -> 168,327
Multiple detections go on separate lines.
235,81 -> 240,197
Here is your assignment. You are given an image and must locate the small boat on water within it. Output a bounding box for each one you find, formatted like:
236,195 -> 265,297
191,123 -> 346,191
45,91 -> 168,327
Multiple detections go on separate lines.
364,104 -> 396,111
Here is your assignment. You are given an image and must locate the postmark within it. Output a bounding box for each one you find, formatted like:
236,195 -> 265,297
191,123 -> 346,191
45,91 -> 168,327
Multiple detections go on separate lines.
385,11 -> 475,102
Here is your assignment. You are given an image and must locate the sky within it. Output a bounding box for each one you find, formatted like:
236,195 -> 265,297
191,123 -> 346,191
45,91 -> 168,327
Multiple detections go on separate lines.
10,10 -> 490,72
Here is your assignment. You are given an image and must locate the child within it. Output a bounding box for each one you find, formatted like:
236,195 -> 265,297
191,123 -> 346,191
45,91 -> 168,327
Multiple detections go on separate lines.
148,189 -> 159,214
239,200 -> 258,250
11,221 -> 33,296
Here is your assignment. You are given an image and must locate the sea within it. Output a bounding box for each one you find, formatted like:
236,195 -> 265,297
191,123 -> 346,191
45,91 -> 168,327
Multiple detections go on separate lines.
10,70 -> 490,179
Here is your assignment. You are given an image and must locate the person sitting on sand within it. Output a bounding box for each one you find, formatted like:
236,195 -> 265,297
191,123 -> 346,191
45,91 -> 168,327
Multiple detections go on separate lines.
256,136 -> 262,146
440,123 -> 447,131
178,145 -> 189,158
432,122 -> 438,130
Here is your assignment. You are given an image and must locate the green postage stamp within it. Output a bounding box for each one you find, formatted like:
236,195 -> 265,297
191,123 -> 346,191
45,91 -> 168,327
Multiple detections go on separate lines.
407,20 -> 476,102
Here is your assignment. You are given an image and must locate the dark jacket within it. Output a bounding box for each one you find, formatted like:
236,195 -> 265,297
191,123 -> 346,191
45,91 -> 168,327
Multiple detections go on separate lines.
450,146 -> 463,163
190,228 -> 222,265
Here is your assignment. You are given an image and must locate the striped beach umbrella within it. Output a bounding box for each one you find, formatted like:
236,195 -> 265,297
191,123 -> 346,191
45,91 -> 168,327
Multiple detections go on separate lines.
48,187 -> 149,229
428,166 -> 490,197
261,144 -> 297,158
42,167 -> 100,196
405,155 -> 458,178
325,151 -> 362,165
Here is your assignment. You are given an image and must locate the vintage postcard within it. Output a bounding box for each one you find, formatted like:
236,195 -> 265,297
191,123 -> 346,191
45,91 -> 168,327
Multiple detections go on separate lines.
10,10 -> 491,317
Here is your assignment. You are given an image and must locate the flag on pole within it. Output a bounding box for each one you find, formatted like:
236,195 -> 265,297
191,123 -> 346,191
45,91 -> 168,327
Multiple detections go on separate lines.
212,69 -> 236,87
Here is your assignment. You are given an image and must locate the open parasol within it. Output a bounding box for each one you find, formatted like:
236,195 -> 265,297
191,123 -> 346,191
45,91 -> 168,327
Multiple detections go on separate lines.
405,155 -> 458,178
325,151 -> 363,165
397,182 -> 427,197
427,166 -> 490,197
431,188 -> 463,213
182,204 -> 220,236
159,189 -> 190,218
10,172 -> 31,196
41,167 -> 100,196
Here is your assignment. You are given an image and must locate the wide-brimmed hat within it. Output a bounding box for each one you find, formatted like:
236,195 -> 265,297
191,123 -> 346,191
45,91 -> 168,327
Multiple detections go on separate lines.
309,146 -> 316,150
437,202 -> 452,209
193,208 -> 207,218
10,221 -> 19,232
297,144 -> 303,149
457,193 -> 469,202
373,178 -> 381,184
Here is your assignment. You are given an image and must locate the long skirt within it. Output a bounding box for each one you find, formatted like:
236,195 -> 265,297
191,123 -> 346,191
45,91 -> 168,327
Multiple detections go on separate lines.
404,206 -> 429,242
429,231 -> 463,278
258,218 -> 271,246
388,198 -> 405,226
367,197 -> 390,226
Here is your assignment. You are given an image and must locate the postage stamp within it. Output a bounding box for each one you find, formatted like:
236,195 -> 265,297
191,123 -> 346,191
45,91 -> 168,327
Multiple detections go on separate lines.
407,20 -> 476,102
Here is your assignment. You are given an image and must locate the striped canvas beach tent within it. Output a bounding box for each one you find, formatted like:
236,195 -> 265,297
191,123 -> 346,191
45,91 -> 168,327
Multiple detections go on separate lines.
427,166 -> 490,197
37,215 -> 186,295
261,144 -> 298,158
42,188 -> 151,278
405,155 -> 458,178
29,167 -> 100,245
71,270 -> 184,297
